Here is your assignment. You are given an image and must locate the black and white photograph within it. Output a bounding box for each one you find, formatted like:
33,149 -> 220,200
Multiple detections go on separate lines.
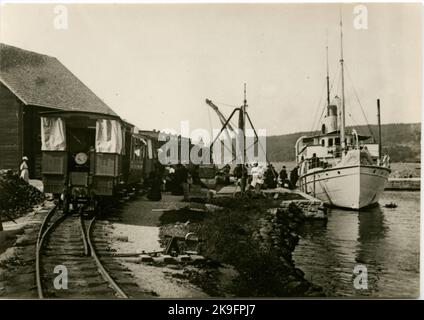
0,1 -> 421,303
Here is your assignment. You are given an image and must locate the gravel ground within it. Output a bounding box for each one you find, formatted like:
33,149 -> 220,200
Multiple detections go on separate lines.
109,193 -> 209,298
0,201 -> 55,298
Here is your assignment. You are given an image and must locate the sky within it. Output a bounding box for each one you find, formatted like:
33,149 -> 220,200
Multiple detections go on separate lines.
0,2 -> 421,138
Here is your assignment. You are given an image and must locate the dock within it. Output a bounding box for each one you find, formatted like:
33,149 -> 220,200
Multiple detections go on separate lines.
385,178 -> 420,191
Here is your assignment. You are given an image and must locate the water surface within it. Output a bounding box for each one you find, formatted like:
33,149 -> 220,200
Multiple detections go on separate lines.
293,191 -> 420,297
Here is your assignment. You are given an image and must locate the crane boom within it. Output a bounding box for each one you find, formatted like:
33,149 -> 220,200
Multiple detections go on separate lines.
205,99 -> 235,132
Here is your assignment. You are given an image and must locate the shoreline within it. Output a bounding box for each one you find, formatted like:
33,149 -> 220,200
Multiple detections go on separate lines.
157,195 -> 325,297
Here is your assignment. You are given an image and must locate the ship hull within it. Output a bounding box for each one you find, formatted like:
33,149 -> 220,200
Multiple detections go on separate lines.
298,165 -> 391,210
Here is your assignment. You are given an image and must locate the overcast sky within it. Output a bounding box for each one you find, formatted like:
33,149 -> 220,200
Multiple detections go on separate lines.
0,3 -> 421,137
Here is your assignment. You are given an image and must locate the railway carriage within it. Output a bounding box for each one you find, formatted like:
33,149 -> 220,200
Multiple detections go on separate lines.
40,110 -> 147,213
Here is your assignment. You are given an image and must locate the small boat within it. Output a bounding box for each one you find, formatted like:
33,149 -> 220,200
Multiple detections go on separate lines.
384,202 -> 397,208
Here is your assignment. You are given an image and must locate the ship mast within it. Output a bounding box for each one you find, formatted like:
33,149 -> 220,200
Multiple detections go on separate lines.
339,10 -> 346,152
326,32 -> 331,109
340,9 -> 346,154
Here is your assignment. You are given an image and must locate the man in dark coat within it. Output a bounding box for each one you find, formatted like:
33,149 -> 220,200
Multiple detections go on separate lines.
264,164 -> 277,189
279,166 -> 288,181
289,166 -> 299,189
147,171 -> 162,201
172,164 -> 188,195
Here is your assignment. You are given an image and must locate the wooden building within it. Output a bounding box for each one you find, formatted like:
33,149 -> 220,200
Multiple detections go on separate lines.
0,43 -> 117,178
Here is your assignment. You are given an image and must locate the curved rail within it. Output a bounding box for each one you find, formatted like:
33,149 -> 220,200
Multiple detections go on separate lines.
36,207 -> 128,299
36,205 -> 65,299
86,216 -> 128,298
79,214 -> 90,256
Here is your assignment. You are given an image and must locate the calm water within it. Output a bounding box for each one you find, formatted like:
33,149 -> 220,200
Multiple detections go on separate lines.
293,191 -> 420,297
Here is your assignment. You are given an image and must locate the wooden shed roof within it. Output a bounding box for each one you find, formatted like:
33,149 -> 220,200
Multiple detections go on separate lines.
0,43 -> 118,116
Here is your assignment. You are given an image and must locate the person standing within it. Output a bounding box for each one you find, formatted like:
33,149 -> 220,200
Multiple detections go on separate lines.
256,164 -> 265,193
250,162 -> 264,194
290,166 -> 299,189
279,166 -> 288,181
20,156 -> 29,183
264,164 -> 277,189
147,170 -> 162,201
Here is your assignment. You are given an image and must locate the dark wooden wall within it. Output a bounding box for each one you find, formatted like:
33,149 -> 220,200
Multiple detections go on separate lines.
0,82 -> 22,172
0,82 -> 49,179
23,106 -> 44,178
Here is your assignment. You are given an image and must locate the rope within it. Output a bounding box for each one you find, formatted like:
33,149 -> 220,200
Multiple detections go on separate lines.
310,63 -> 341,135
309,80 -> 327,133
309,54 -> 331,133
344,63 -> 376,140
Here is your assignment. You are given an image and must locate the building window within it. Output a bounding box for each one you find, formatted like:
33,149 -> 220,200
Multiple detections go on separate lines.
328,138 -> 333,147
321,139 -> 325,147
335,137 -> 340,145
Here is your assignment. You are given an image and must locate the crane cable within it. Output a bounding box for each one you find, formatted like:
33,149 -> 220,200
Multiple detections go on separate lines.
311,63 -> 341,135
344,63 -> 376,140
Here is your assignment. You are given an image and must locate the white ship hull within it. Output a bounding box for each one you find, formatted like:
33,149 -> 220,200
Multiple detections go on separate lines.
298,165 -> 390,210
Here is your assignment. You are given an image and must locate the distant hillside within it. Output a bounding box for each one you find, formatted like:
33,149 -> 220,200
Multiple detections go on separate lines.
266,123 -> 421,162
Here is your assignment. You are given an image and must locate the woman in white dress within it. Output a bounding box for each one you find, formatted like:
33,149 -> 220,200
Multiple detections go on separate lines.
20,156 -> 29,183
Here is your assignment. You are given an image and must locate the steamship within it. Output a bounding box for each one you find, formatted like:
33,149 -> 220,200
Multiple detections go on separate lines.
295,21 -> 391,210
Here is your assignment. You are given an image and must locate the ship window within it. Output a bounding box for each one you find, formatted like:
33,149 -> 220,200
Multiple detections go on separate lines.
321,139 -> 325,146
335,137 -> 340,145
328,138 -> 333,147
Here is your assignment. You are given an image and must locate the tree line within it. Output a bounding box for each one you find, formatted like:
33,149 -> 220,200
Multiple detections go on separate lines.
266,123 -> 421,163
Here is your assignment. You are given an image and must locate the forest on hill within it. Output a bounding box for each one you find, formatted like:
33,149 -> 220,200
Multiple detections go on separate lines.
266,123 -> 421,162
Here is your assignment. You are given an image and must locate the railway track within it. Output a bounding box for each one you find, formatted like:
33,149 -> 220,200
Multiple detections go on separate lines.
35,207 -> 130,299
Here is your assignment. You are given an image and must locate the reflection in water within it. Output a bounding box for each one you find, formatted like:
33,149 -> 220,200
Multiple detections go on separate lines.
355,206 -> 387,296
293,191 -> 420,297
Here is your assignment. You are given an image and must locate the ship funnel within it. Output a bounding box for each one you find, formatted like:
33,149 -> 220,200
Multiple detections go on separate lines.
321,96 -> 340,134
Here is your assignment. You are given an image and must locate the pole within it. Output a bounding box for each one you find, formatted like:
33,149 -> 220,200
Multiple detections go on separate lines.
339,10 -> 346,153
377,99 -> 382,159
239,84 -> 248,192
326,32 -> 331,109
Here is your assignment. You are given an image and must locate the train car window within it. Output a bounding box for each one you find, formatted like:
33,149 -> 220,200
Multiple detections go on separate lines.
133,138 -> 143,161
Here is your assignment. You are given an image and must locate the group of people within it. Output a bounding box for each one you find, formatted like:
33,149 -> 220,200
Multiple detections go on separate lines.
278,165 -> 299,189
147,163 -> 202,202
232,162 -> 299,193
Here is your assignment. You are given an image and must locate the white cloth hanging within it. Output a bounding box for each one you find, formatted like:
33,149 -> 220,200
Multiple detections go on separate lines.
147,139 -> 153,159
95,119 -> 123,154
41,117 -> 66,151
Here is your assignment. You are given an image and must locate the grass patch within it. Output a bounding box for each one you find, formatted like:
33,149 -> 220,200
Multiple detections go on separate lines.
197,197 -> 308,297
